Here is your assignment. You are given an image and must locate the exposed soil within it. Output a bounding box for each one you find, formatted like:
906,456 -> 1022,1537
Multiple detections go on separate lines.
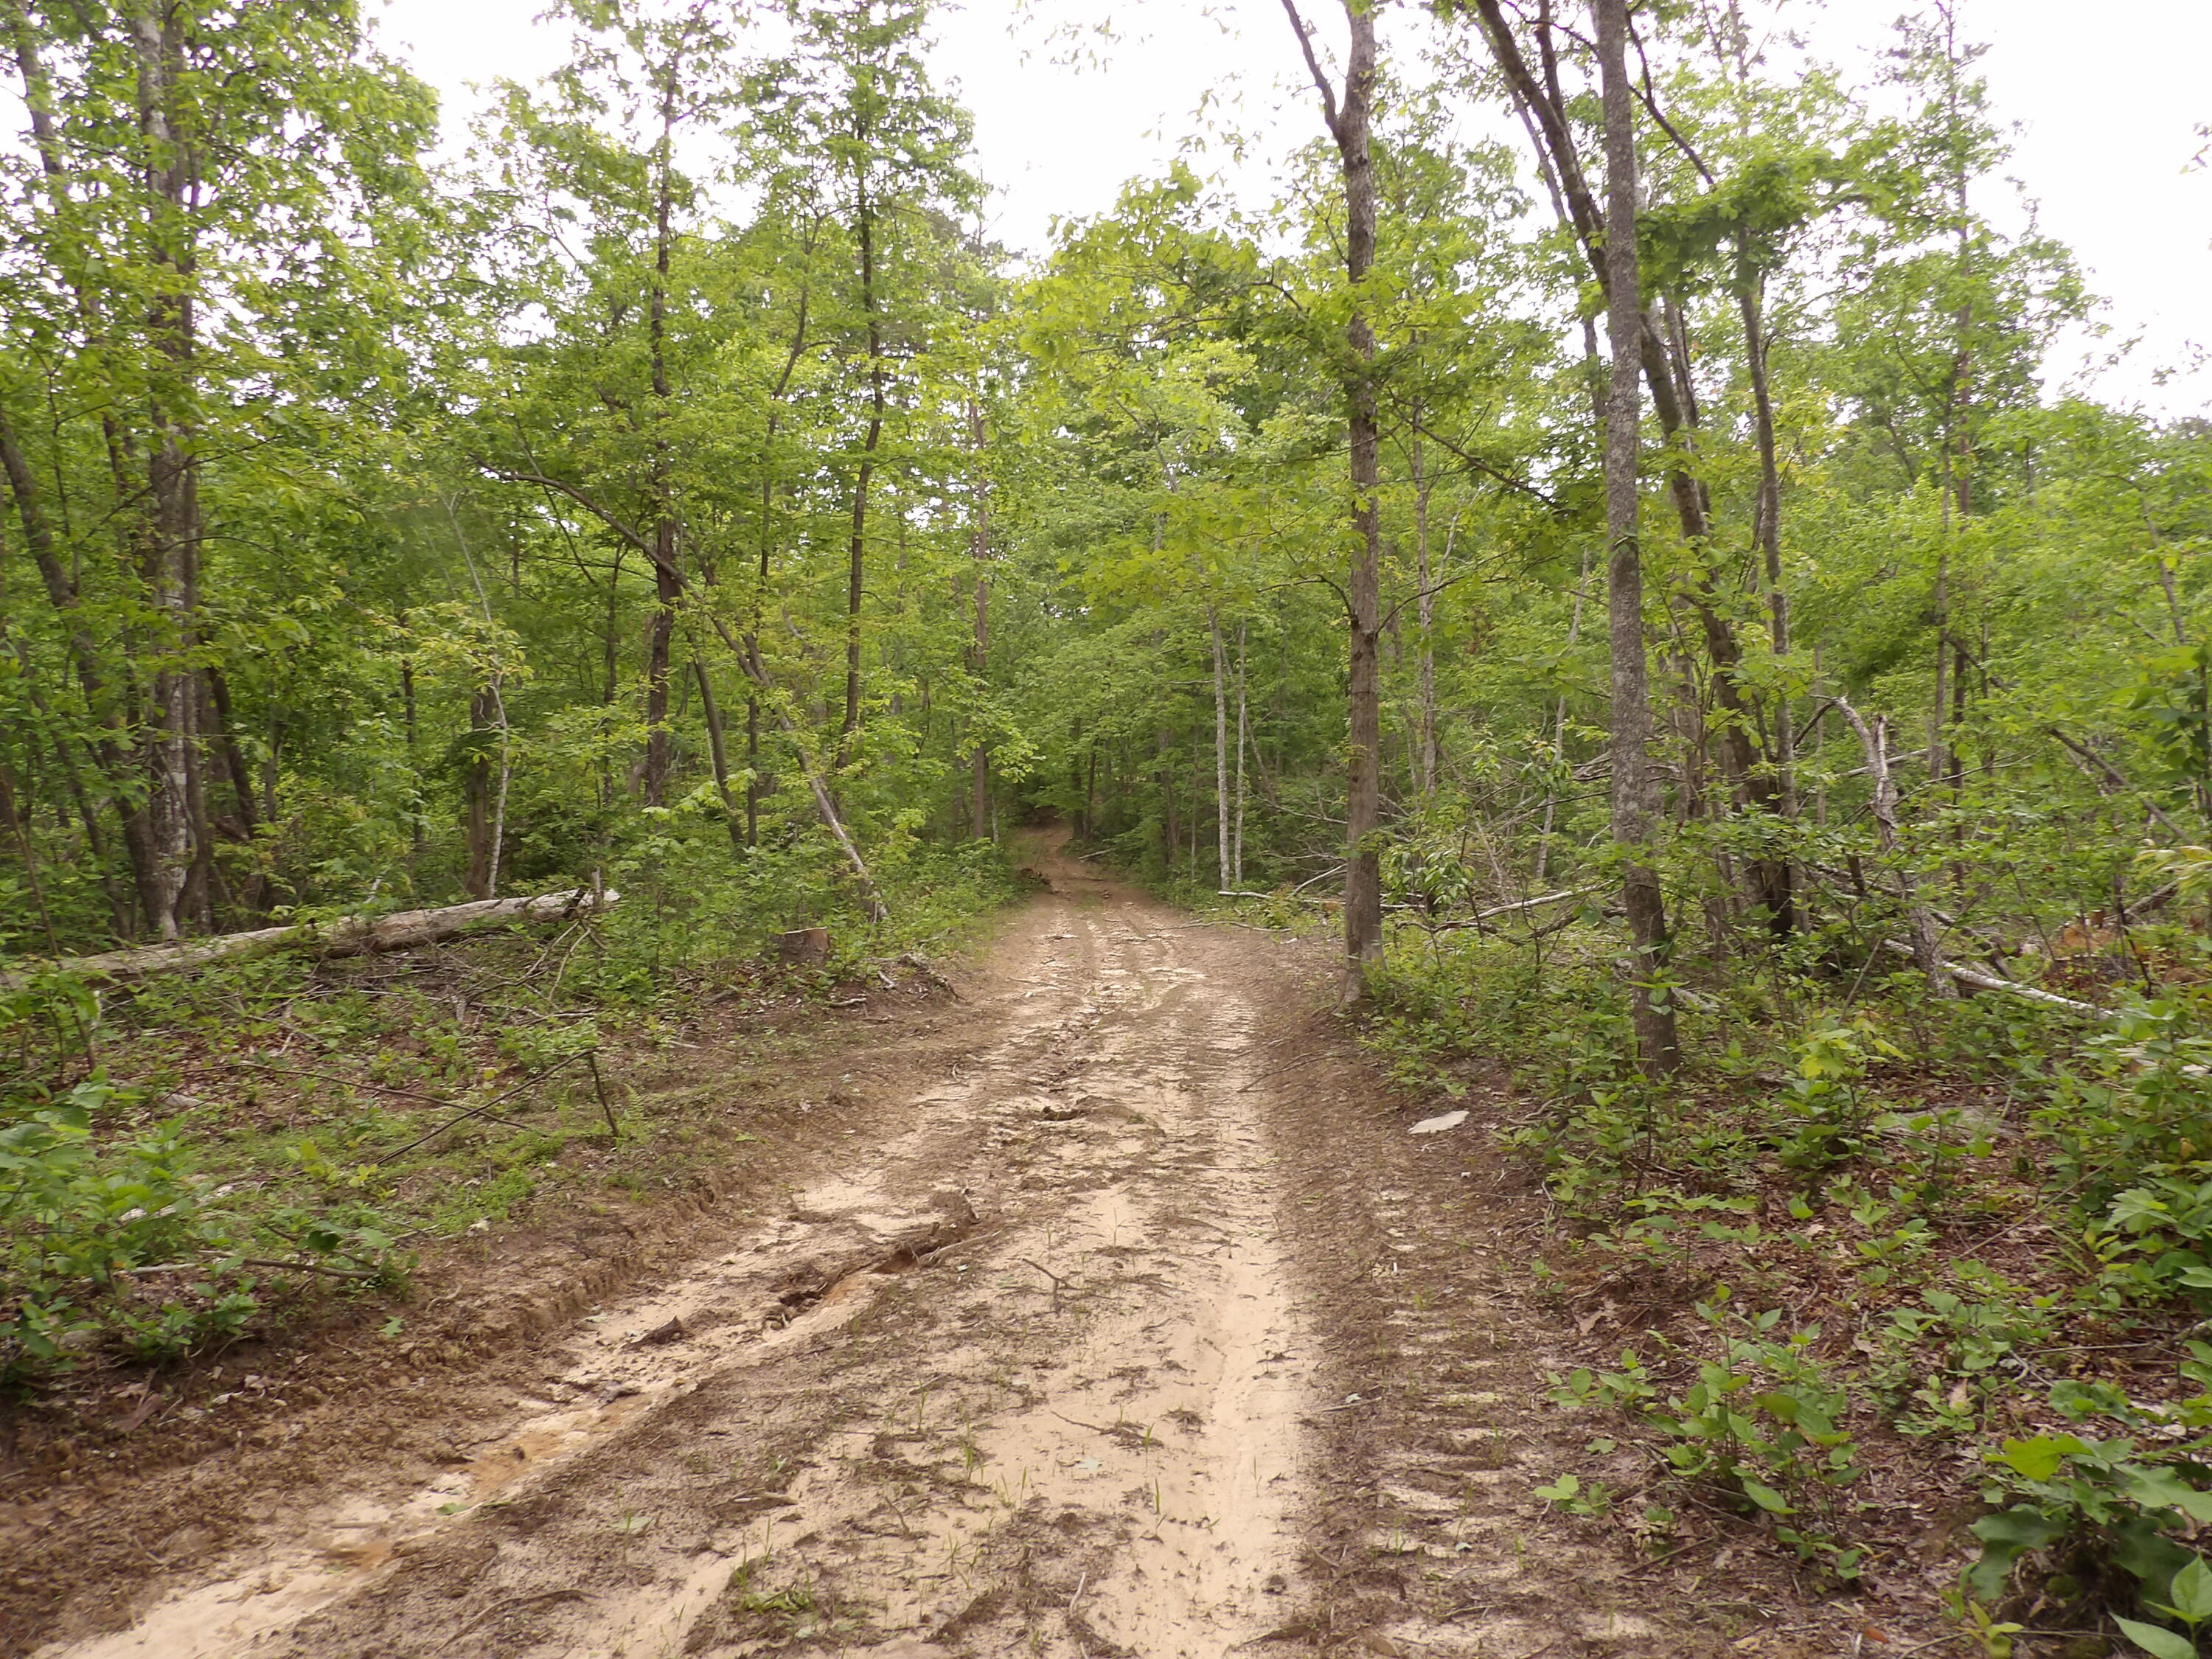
10,841 -> 1958,1658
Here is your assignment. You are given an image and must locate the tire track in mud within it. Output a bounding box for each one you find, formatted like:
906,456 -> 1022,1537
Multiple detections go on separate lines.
44,869 -> 1321,1659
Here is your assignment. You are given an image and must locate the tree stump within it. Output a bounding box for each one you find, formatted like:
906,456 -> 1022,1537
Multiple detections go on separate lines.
776,928 -> 830,968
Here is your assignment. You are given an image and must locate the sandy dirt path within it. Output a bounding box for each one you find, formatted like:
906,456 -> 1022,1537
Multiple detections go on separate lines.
24,849 -> 1913,1659
39,855 -> 1329,1659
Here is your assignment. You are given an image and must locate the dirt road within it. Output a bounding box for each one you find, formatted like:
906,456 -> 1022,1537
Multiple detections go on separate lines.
21,854 -> 1896,1658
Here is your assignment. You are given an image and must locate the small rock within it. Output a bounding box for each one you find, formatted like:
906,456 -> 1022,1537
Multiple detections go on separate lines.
1410,1110 -> 1468,1135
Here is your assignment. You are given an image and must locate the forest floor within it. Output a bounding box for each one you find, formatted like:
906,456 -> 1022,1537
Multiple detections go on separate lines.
7,834 -> 1960,1659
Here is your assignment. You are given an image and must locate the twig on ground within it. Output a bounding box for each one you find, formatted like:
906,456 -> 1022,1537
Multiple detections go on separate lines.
1019,1257 -> 1071,1290
447,1587 -> 590,1644
587,1050 -> 620,1140
374,1051 -> 591,1164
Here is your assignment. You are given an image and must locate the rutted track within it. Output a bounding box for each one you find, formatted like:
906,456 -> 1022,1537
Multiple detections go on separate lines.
27,849 -> 1893,1659
43,858 -> 1321,1659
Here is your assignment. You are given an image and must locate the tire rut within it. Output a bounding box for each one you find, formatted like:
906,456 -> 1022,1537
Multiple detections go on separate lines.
43,872 -> 1320,1659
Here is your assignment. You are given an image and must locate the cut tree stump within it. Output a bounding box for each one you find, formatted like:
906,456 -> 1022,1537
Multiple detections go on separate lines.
776,928 -> 831,969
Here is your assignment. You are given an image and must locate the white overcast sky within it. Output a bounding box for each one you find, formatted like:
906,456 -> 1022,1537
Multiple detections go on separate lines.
375,0 -> 2212,418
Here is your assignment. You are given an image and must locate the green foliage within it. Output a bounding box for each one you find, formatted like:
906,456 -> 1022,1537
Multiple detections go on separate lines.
1551,1290 -> 1864,1576
1970,1379 -> 2212,1626
2094,1175 -> 2212,1308
0,1080 -> 392,1380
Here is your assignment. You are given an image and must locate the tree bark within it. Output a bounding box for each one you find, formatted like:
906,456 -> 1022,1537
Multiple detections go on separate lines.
1281,0 -> 1384,989
1471,0 -> 1781,931
1210,608 -> 1232,890
1836,697 -> 1951,998
1596,0 -> 1680,1074
693,655 -> 741,847
14,888 -> 620,989
1739,266 -> 1798,931
968,398 -> 991,838
1410,425 -> 1440,797
135,0 -> 204,939
1234,621 -> 1249,888
464,686 -> 495,901
642,53 -> 681,807
843,187 -> 886,759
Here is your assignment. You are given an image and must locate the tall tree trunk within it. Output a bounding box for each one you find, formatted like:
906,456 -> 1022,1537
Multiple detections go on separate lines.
1281,0 -> 1383,988
1410,425 -> 1440,797
135,0 -> 204,939
1596,0 -> 1679,1074
750,274 -> 811,849
843,187 -> 886,761
464,686 -> 495,900
1210,608 -> 1232,890
206,664 -> 261,916
1472,0 -> 1781,929
1234,621 -> 1249,889
0,403 -> 159,933
402,654 -> 424,863
693,655 -> 741,848
968,398 -> 991,838
1739,264 -> 1797,931
745,695 -> 760,847
1935,0 -> 1974,792
1158,726 -> 1179,868
642,59 -> 681,807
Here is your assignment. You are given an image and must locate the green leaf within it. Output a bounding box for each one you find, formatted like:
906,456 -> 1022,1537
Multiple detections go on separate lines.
1997,1435 -> 2076,1481
1755,1390 -> 1800,1425
1533,1474 -> 1581,1503
2172,1556 -> 2212,1625
1739,1478 -> 1795,1515
1966,1508 -> 2070,1601
2115,1616 -> 2199,1659
2129,1468 -> 2212,1526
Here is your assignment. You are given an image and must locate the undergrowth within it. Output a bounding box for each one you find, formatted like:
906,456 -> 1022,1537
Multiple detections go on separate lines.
1366,919 -> 2212,1658
0,827 -> 1023,1388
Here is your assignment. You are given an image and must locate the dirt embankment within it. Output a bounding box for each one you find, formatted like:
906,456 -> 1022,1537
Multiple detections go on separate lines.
12,851 -> 1947,1658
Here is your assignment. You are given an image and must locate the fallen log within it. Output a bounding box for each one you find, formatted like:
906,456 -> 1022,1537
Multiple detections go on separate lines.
1879,938 -> 2109,1020
11,888 -> 619,987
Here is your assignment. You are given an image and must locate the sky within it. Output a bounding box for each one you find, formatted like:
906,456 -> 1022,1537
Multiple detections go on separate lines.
374,0 -> 2212,417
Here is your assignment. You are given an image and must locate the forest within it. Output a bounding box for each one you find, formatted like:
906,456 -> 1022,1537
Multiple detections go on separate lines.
7,1 -> 2212,1656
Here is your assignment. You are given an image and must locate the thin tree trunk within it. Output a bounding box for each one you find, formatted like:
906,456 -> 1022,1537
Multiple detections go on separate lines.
843,188 -> 886,759
1210,608 -> 1232,890
1280,0 -> 1383,989
1410,426 -> 1440,796
1537,543 -> 1593,885
451,502 -> 509,899
1739,266 -> 1798,932
0,762 -> 61,952
693,655 -> 741,848
1837,696 -> 1951,998
642,57 -> 681,807
968,398 -> 991,838
0,404 -> 158,933
464,686 -> 495,900
1234,623 -> 1249,888
402,655 -> 425,863
750,268 -> 812,849
1159,726 -> 1179,867
1474,0 -> 1779,927
135,1 -> 202,939
1597,0 -> 1679,1074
